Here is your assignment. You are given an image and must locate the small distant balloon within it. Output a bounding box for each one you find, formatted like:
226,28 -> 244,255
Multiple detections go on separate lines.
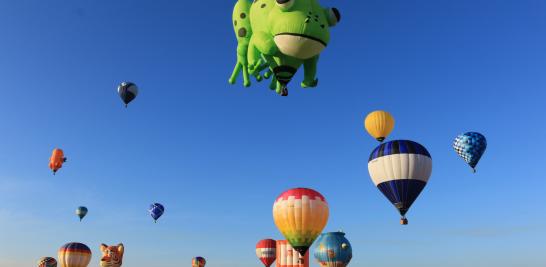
118,82 -> 138,107
453,132 -> 487,173
37,257 -> 57,267
364,110 -> 395,142
49,148 -> 67,175
192,256 -> 206,267
76,206 -> 88,222
148,203 -> 164,223
256,239 -> 276,267
58,242 -> 92,267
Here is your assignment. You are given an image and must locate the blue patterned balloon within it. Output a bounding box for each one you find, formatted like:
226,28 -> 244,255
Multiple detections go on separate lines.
314,232 -> 352,267
453,132 -> 487,172
148,203 -> 164,222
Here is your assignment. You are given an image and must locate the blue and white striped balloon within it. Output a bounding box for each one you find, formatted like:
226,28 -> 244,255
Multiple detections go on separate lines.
368,140 -> 432,224
453,132 -> 487,172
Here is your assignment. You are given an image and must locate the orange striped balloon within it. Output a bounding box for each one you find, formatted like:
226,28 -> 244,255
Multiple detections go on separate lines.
58,242 -> 91,267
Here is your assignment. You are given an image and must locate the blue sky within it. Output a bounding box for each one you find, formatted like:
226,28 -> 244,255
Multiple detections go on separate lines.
0,0 -> 545,266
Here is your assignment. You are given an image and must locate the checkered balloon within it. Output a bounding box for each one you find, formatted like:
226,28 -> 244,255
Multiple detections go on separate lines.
453,132 -> 487,172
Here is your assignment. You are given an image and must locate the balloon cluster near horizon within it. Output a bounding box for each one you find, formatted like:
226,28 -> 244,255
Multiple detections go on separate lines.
368,140 -> 432,225
229,0 -> 341,96
364,110 -> 395,142
273,188 -> 329,259
49,148 -> 67,175
37,257 -> 57,267
314,232 -> 352,267
256,239 -> 277,267
58,242 -> 92,267
453,132 -> 487,173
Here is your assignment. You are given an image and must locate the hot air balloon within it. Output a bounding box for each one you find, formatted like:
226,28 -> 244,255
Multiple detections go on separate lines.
368,140 -> 432,225
273,188 -> 329,262
364,110 -> 395,142
118,82 -> 138,107
148,203 -> 164,223
49,148 -> 67,175
192,257 -> 206,267
453,132 -> 487,173
314,232 -> 352,267
256,239 -> 277,267
100,243 -> 124,267
37,257 -> 57,267
58,242 -> 92,267
76,206 -> 88,222
276,240 -> 309,267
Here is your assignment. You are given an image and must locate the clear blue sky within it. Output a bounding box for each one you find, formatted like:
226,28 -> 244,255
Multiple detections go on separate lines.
0,0 -> 545,266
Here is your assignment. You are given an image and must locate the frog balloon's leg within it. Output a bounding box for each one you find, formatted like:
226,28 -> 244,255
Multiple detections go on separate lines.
301,55 -> 319,88
229,44 -> 251,87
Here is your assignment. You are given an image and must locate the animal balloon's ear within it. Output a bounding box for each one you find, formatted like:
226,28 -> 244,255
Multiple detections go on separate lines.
326,8 -> 341,27
100,244 -> 108,252
118,243 -> 124,255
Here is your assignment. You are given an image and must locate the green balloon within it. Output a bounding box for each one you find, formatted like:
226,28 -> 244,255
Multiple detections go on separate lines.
229,0 -> 340,96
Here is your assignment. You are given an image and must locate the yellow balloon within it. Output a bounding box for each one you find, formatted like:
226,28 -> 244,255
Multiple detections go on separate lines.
364,110 -> 394,142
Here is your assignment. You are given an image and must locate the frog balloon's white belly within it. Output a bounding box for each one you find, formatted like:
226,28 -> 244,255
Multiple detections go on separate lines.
274,34 -> 326,59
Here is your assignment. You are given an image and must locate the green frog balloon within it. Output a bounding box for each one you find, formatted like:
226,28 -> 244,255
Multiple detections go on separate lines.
229,0 -> 340,96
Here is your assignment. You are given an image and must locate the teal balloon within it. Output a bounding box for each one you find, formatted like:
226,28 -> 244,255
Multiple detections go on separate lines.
314,232 -> 352,267
453,132 -> 487,172
76,206 -> 88,221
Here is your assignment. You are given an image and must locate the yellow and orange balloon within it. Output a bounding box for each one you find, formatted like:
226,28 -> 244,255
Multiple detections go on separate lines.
272,188 -> 329,258
364,110 -> 395,142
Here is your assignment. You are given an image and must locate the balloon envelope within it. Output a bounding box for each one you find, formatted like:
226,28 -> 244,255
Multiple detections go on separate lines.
368,140 -> 432,223
58,242 -> 92,267
118,82 -> 138,107
49,148 -> 66,174
273,188 -> 329,256
256,239 -> 276,267
76,206 -> 88,221
192,257 -> 206,267
364,110 -> 395,142
37,257 -> 57,267
277,240 -> 309,267
314,232 -> 352,267
453,132 -> 487,172
148,203 -> 164,222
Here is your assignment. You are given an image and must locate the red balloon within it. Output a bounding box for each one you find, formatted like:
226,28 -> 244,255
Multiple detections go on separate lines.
256,239 -> 276,267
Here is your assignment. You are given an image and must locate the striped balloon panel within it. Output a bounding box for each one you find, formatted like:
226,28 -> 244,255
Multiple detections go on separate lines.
453,132 -> 487,169
58,243 -> 91,267
38,257 -> 57,267
314,232 -> 352,267
256,239 -> 277,267
192,257 -> 206,267
276,240 -> 309,267
368,140 -> 432,216
273,188 -> 329,252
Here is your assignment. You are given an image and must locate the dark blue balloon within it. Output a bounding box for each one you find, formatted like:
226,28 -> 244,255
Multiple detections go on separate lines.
148,203 -> 164,222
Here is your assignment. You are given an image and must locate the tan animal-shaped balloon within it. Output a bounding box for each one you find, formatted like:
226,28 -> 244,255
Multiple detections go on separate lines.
99,243 -> 124,267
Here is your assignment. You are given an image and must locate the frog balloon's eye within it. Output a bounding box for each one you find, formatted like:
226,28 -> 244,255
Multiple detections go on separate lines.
276,0 -> 295,10
327,7 -> 341,27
